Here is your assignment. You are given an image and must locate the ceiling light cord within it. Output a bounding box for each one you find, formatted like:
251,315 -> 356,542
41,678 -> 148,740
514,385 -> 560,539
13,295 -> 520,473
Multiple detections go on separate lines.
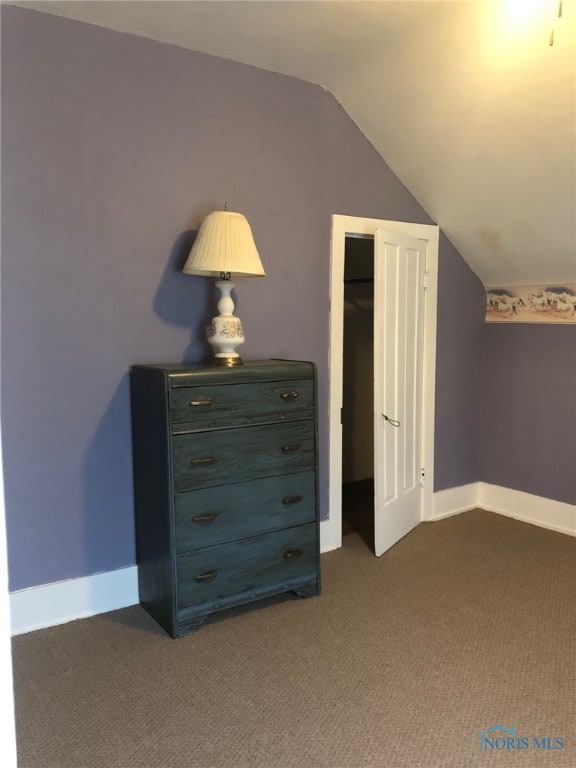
550,0 -> 563,46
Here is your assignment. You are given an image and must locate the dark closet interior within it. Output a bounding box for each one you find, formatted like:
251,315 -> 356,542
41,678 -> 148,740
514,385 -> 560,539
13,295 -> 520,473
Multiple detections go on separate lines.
342,235 -> 375,546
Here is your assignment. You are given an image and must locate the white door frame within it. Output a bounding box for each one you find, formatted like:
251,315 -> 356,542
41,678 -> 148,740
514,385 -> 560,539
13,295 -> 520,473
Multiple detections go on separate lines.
320,215 -> 439,553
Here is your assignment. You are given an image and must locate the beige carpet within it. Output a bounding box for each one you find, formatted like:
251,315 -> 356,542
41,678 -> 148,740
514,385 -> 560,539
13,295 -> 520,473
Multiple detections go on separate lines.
12,509 -> 576,768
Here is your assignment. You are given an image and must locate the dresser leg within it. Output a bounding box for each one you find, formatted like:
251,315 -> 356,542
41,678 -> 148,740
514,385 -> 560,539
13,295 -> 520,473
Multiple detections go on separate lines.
179,616 -> 208,636
292,581 -> 319,599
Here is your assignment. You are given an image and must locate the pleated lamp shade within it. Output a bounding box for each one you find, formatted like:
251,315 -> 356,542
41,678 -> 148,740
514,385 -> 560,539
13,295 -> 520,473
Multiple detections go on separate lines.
183,211 -> 265,277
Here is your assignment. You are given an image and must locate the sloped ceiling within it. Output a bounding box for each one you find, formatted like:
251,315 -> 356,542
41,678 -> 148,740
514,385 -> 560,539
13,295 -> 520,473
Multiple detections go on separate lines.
6,0 -> 576,286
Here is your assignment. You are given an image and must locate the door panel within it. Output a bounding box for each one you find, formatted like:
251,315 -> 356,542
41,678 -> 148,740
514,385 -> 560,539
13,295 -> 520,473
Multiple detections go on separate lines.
374,230 -> 426,556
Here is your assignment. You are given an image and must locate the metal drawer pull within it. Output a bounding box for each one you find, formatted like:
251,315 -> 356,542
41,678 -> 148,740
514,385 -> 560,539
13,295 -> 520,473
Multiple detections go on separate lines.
280,391 -> 300,400
283,548 -> 303,559
282,495 -> 303,505
192,513 -> 220,523
194,570 -> 218,583
281,443 -> 301,453
189,397 -> 213,407
190,456 -> 215,466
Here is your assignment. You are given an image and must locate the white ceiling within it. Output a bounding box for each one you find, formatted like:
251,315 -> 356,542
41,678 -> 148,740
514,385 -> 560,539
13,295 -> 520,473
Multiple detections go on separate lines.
7,0 -> 576,286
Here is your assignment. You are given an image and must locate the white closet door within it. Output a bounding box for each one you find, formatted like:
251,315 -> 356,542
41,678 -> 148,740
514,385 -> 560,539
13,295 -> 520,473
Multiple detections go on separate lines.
374,229 -> 426,556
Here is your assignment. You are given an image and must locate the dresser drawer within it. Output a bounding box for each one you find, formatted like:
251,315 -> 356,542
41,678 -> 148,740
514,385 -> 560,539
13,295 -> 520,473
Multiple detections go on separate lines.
177,524 -> 317,609
174,471 -> 316,552
170,379 -> 313,429
172,421 -> 315,491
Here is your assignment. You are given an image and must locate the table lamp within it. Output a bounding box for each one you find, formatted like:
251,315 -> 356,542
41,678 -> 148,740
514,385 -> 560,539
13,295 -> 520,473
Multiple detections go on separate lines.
182,210 -> 265,366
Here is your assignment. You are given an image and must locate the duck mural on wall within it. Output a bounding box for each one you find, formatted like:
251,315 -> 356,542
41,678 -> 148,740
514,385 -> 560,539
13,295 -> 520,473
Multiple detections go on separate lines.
486,285 -> 576,323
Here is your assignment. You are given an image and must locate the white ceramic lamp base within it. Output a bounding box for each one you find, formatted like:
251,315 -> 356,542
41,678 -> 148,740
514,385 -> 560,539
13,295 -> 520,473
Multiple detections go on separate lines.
207,280 -> 245,366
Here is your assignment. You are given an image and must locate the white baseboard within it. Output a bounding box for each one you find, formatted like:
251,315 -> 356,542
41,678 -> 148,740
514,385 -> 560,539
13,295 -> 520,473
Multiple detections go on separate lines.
477,482 -> 576,537
11,528 -> 339,636
10,565 -> 138,636
11,485 -> 574,636
430,483 -> 479,520
432,482 -> 576,537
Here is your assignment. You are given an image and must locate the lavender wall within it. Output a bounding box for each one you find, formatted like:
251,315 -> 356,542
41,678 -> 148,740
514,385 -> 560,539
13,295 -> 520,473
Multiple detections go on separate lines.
1,7 -> 483,591
480,325 -> 576,505
434,233 -> 486,491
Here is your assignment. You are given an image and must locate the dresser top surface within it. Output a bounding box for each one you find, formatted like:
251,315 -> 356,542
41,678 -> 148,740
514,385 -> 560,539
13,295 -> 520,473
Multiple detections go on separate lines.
131,359 -> 315,387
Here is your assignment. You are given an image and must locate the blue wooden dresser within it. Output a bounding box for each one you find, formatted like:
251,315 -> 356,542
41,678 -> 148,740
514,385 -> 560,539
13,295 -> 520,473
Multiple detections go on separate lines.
130,360 -> 320,637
